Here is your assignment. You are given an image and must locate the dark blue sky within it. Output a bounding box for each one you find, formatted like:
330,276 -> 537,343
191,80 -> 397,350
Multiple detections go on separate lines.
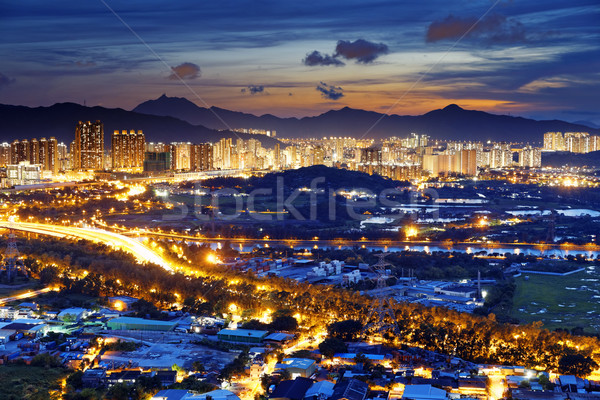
0,0 -> 599,124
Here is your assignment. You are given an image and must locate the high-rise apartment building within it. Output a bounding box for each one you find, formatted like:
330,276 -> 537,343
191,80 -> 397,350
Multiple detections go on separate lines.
518,146 -> 542,168
171,142 -> 191,171
38,137 -> 58,175
11,139 -> 29,164
190,143 -> 214,171
73,120 -> 104,170
111,130 -> 145,171
0,143 -> 10,167
460,149 -> 478,176
8,137 -> 58,174
565,132 -> 590,153
543,132 -> 565,151
29,138 -> 40,165
490,142 -> 513,168
360,147 -> 382,164
57,142 -> 68,172
591,136 -> 600,152
313,146 -> 325,165
213,138 -> 233,169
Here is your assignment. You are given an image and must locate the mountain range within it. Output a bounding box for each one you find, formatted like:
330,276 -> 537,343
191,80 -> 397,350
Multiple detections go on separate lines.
133,95 -> 599,142
0,102 -> 280,147
1,96 -> 598,147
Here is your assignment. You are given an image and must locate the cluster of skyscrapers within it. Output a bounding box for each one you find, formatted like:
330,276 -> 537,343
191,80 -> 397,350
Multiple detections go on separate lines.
0,119 -> 561,187
1,137 -> 63,175
543,131 -> 599,153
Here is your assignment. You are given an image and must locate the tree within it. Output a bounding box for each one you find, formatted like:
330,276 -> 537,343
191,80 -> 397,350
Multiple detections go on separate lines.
170,376 -> 217,392
30,353 -> 63,367
289,350 -> 314,359
558,353 -> 598,377
538,374 -> 554,391
171,363 -> 184,373
107,383 -> 130,400
242,319 -> 269,330
66,370 -> 84,390
192,360 -> 205,372
327,320 -> 363,341
270,315 -> 298,332
518,380 -> 531,389
64,389 -> 102,400
319,337 -> 347,359
39,265 -> 59,284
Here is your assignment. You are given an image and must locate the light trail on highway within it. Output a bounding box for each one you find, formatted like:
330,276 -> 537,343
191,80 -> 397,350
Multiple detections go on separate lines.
0,221 -> 173,271
0,286 -> 56,305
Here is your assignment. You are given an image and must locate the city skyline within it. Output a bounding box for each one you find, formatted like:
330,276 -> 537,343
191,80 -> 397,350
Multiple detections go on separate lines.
1,1 -> 599,124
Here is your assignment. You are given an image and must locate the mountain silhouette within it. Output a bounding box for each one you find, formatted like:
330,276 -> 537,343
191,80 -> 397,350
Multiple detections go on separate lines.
0,102 -> 280,147
1,98 -> 597,146
134,95 -> 599,142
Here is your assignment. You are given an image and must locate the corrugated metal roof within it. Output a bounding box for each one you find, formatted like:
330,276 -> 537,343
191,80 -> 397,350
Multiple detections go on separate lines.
218,328 -> 268,338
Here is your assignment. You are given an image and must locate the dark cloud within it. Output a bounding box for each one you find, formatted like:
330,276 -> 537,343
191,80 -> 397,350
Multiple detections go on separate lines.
74,60 -> 96,68
334,39 -> 389,63
426,14 -> 526,44
0,72 -> 15,88
303,50 -> 345,66
169,62 -> 201,80
241,85 -> 265,95
316,81 -> 344,100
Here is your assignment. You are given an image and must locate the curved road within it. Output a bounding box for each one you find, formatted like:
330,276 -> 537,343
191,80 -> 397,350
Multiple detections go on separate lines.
0,286 -> 55,305
0,221 -> 173,271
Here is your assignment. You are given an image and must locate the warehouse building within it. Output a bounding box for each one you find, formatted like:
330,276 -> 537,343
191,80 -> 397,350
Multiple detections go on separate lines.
217,328 -> 268,344
107,317 -> 178,331
275,358 -> 317,378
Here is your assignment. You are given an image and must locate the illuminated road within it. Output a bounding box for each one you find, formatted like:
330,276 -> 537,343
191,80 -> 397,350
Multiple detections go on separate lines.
115,228 -> 600,254
0,221 -> 173,271
0,286 -> 55,305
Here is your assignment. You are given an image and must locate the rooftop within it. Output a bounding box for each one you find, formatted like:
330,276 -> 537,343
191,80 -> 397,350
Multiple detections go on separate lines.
270,378 -> 313,400
108,317 -> 178,326
402,384 -> 448,400
278,358 -> 316,370
218,328 -> 269,338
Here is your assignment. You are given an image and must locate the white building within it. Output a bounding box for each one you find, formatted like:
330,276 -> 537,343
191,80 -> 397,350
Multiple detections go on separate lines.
5,161 -> 42,187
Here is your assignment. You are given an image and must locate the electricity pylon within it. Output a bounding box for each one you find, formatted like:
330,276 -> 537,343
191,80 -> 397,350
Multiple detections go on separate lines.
362,253 -> 401,339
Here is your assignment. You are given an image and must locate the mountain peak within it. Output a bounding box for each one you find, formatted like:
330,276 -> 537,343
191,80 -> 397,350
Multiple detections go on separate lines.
443,104 -> 463,111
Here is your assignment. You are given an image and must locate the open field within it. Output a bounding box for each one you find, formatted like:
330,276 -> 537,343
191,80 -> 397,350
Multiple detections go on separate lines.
511,266 -> 600,332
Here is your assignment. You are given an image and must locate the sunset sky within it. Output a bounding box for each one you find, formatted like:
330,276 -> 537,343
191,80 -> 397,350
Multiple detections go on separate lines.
1,1 -> 599,124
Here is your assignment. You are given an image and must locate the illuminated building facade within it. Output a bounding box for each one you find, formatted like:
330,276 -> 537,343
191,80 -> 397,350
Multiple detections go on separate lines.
111,129 -> 145,172
73,120 -> 104,170
191,143 -> 214,171
0,142 -> 10,167
9,137 -> 58,175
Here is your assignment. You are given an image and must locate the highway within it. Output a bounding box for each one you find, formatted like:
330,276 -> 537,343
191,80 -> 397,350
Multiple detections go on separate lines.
0,286 -> 56,305
116,229 -> 600,253
0,221 -> 173,271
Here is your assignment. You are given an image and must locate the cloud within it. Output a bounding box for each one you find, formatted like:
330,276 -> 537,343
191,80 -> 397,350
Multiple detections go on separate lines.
0,72 -> 15,88
316,81 -> 344,100
241,85 -> 265,94
334,39 -> 389,63
169,62 -> 201,80
303,50 -> 345,66
74,61 -> 96,68
426,14 -> 526,44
